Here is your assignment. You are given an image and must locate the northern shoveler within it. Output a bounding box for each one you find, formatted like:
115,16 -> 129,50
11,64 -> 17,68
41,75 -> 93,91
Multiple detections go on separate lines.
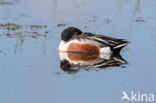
58,27 -> 129,54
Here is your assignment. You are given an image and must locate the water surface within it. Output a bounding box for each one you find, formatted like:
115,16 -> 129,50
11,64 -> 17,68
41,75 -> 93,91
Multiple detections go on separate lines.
0,0 -> 156,103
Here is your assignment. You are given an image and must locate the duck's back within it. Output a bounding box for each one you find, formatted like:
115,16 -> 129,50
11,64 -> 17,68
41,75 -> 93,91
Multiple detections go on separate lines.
81,33 -> 129,53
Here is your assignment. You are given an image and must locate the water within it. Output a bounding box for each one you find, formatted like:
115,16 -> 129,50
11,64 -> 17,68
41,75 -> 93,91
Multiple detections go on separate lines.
0,0 -> 156,103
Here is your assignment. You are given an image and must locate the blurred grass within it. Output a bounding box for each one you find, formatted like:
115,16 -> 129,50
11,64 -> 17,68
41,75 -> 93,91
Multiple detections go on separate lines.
0,23 -> 48,38
14,32 -> 25,54
132,0 -> 141,16
119,0 -> 141,16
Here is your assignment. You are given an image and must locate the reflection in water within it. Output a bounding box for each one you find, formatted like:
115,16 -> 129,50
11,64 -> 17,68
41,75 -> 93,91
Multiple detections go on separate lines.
59,51 -> 127,73
0,23 -> 48,38
0,0 -> 19,5
41,40 -> 46,55
119,0 -> 141,17
14,32 -> 25,53
133,0 -> 141,16
119,0 -> 125,11
0,23 -> 48,54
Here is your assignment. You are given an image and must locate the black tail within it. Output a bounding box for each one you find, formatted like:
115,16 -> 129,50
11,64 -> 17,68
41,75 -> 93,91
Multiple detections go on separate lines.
113,42 -> 129,53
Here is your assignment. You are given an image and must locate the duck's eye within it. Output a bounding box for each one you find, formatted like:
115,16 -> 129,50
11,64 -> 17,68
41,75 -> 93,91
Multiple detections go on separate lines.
61,27 -> 82,41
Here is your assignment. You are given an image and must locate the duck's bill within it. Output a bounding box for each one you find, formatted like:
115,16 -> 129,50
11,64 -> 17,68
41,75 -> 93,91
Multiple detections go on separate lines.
58,51 -> 127,73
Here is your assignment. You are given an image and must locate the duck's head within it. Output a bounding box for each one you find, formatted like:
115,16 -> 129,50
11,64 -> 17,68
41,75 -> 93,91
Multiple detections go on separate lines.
61,27 -> 82,42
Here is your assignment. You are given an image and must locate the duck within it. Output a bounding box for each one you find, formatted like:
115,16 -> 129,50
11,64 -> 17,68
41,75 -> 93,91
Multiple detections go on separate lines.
58,27 -> 129,54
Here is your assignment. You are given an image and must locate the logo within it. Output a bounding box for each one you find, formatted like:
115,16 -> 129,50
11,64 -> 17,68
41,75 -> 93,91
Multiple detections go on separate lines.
121,91 -> 155,102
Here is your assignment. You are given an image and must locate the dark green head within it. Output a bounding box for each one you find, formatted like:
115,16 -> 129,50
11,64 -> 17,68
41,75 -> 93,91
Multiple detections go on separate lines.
61,27 -> 82,42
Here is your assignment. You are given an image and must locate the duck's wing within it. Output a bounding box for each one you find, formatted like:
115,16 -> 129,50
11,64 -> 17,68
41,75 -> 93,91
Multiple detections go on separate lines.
81,33 -> 129,53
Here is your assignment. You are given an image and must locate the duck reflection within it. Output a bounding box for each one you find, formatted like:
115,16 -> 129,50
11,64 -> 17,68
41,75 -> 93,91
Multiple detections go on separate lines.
59,51 -> 127,73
